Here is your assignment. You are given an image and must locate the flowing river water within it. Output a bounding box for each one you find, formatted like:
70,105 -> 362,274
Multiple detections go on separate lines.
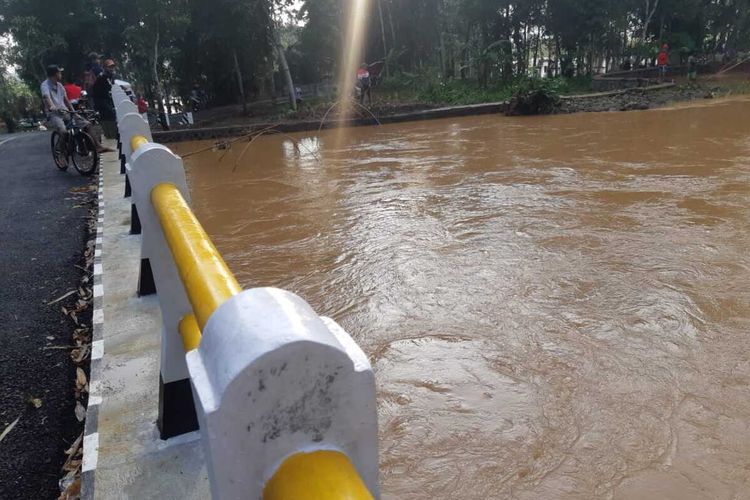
173,97 -> 750,499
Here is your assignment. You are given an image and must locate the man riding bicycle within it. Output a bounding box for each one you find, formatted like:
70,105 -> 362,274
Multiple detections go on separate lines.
41,65 -> 111,155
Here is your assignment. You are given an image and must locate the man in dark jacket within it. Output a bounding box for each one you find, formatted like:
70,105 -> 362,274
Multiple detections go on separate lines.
83,52 -> 103,94
92,59 -> 117,137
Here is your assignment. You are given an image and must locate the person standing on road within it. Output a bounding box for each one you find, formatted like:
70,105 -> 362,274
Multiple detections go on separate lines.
41,65 -> 111,154
83,52 -> 103,94
92,59 -> 116,116
92,59 -> 117,138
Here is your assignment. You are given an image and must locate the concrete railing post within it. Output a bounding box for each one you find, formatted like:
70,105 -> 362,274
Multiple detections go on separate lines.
114,99 -> 138,174
112,85 -> 128,110
111,86 -> 126,155
128,143 -> 199,438
187,288 -> 379,499
117,113 -> 152,235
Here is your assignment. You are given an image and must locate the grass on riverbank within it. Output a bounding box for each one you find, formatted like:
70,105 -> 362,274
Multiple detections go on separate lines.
378,74 -> 593,105
286,75 -> 592,110
192,72 -> 750,129
252,76 -> 593,123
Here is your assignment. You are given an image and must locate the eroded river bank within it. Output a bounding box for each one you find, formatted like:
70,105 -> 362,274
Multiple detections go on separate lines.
173,97 -> 750,499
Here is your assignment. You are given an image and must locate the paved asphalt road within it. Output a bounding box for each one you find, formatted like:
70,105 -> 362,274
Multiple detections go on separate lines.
0,132 -> 92,499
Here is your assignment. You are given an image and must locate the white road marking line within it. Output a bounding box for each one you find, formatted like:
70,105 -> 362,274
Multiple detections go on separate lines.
82,433 -> 99,472
0,136 -> 18,148
91,340 -> 104,360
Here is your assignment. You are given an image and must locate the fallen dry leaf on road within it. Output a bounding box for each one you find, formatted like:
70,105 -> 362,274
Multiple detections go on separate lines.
70,344 -> 90,363
63,433 -> 83,459
75,368 -> 87,389
58,177 -> 97,500
0,416 -> 20,443
58,476 -> 81,499
30,397 -> 43,409
47,290 -> 77,306
74,401 -> 85,422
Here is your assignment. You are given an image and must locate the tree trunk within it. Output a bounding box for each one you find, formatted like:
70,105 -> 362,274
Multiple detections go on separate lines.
386,0 -> 397,49
273,27 -> 297,111
3,116 -> 16,134
658,13 -> 665,43
439,31 -> 447,77
642,0 -> 660,41
437,0 -> 447,78
377,0 -> 389,76
233,50 -> 247,114
152,24 -> 169,130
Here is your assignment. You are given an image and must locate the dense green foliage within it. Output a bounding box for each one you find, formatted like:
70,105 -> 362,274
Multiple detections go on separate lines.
2,0 -> 750,109
293,0 -> 750,85
0,0 -> 287,107
0,75 -> 38,131
0,44 -> 38,131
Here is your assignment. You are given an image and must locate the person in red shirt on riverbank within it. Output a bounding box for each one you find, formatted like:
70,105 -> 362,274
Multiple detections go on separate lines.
657,44 -> 669,81
137,95 -> 148,114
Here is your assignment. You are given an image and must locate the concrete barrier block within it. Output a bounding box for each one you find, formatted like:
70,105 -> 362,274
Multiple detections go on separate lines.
111,87 -> 126,105
118,113 -> 153,166
115,99 -> 137,120
187,288 -> 379,499
129,143 -> 198,437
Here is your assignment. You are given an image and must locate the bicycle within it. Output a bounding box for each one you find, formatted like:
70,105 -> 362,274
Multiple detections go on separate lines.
50,110 -> 99,176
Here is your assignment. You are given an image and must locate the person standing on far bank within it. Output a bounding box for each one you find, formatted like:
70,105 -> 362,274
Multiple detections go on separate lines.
657,44 -> 669,81
687,54 -> 698,82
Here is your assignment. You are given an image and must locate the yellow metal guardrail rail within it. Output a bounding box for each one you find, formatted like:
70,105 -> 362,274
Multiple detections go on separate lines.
130,134 -> 374,499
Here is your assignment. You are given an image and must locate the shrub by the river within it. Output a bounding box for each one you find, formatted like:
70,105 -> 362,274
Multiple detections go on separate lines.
506,79 -> 562,115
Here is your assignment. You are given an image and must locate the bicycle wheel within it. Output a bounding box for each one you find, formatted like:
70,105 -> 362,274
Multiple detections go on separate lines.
71,131 -> 99,176
50,132 -> 68,171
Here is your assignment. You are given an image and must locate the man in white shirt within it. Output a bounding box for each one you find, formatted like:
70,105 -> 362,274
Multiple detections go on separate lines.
41,65 -> 111,153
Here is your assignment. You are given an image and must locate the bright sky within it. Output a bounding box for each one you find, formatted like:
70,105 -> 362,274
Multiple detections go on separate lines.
0,34 -> 18,76
280,1 -> 306,25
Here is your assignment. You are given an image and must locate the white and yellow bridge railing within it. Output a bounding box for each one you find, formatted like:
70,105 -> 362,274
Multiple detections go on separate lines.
111,85 -> 379,499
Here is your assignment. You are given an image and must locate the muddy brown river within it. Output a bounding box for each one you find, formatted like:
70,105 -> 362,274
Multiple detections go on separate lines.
174,98 -> 750,499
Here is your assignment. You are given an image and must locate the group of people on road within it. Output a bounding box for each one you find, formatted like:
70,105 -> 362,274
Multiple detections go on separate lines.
40,52 -> 122,155
40,63 -> 112,154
